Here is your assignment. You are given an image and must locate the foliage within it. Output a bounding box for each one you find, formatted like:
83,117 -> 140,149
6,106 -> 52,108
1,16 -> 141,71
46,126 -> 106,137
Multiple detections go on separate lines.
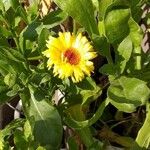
0,0 -> 150,149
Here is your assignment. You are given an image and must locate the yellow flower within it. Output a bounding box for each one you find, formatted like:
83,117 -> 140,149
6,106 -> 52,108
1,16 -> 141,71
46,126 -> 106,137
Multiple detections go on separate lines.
42,32 -> 97,83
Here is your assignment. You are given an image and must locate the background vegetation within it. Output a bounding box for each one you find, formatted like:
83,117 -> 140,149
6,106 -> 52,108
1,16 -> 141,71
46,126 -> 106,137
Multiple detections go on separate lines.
0,0 -> 150,149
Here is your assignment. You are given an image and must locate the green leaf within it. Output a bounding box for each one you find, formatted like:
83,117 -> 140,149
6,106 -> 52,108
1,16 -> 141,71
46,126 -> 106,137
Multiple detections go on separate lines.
24,120 -> 32,140
108,76 -> 150,112
20,86 -> 63,148
7,84 -> 21,97
0,132 -> 4,150
0,47 -> 25,62
0,1 -> 4,11
128,18 -> 143,47
0,26 -> 11,37
104,4 -> 130,43
100,64 -> 117,75
88,139 -> 103,150
127,0 -> 141,6
92,0 -> 99,11
68,137 -> 79,150
65,77 -> 101,106
26,0 -> 39,22
19,30 -> 37,56
92,35 -> 110,56
5,7 -> 16,25
0,11 -> 4,21
14,129 -> 28,150
1,118 -> 25,139
23,10 -> 67,42
128,18 -> 143,70
41,9 -> 67,28
36,146 -> 46,150
7,0 -> 29,24
4,73 -> 16,88
29,72 -> 50,86
108,97 -> 137,113
38,28 -> 49,53
117,36 -> 133,73
10,0 -> 20,10
117,36 -> 132,61
0,36 -> 9,47
127,0 -> 142,22
98,21 -> 105,36
0,58 -> 26,76
54,0 -> 99,36
131,6 -> 142,23
99,0 -> 113,20
0,78 -> 9,104
0,60 -> 15,75
0,47 -> 27,75
16,6 -> 29,24
23,21 -> 41,41
0,119 -> 25,149
79,78 -> 101,105
64,99 -> 109,129
2,0 -> 11,11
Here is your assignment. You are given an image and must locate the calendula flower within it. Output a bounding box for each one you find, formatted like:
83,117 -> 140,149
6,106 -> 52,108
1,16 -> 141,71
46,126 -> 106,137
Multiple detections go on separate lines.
42,32 -> 97,83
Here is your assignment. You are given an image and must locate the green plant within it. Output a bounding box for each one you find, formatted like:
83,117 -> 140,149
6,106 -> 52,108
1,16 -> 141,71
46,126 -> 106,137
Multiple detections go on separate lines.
0,0 -> 150,149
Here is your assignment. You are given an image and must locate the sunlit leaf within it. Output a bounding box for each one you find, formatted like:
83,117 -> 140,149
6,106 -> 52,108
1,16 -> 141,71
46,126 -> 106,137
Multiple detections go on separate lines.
117,36 -> 133,73
0,26 -> 11,37
54,0 -> 99,36
108,76 -> 150,112
0,1 -> 4,11
98,0 -> 113,20
104,2 -> 130,43
26,0 -> 40,22
4,73 -> 16,88
2,0 -> 11,11
20,86 -> 63,148
128,18 -> 143,70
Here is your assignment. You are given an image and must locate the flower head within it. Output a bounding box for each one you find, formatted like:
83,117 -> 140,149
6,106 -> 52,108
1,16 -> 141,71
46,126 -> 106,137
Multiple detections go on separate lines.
42,32 -> 97,83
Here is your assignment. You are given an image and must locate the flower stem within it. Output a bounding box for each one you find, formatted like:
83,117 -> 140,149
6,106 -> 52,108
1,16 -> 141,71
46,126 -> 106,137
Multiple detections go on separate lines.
68,105 -> 94,147
134,47 -> 141,70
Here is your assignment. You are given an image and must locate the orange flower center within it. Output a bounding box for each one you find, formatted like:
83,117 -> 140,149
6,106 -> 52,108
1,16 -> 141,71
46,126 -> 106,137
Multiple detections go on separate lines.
64,48 -> 80,65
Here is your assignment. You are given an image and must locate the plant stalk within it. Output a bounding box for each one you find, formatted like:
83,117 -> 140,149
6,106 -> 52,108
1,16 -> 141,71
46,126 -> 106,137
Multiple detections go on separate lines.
131,103 -> 150,149
135,47 -> 141,70
68,104 -> 94,148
